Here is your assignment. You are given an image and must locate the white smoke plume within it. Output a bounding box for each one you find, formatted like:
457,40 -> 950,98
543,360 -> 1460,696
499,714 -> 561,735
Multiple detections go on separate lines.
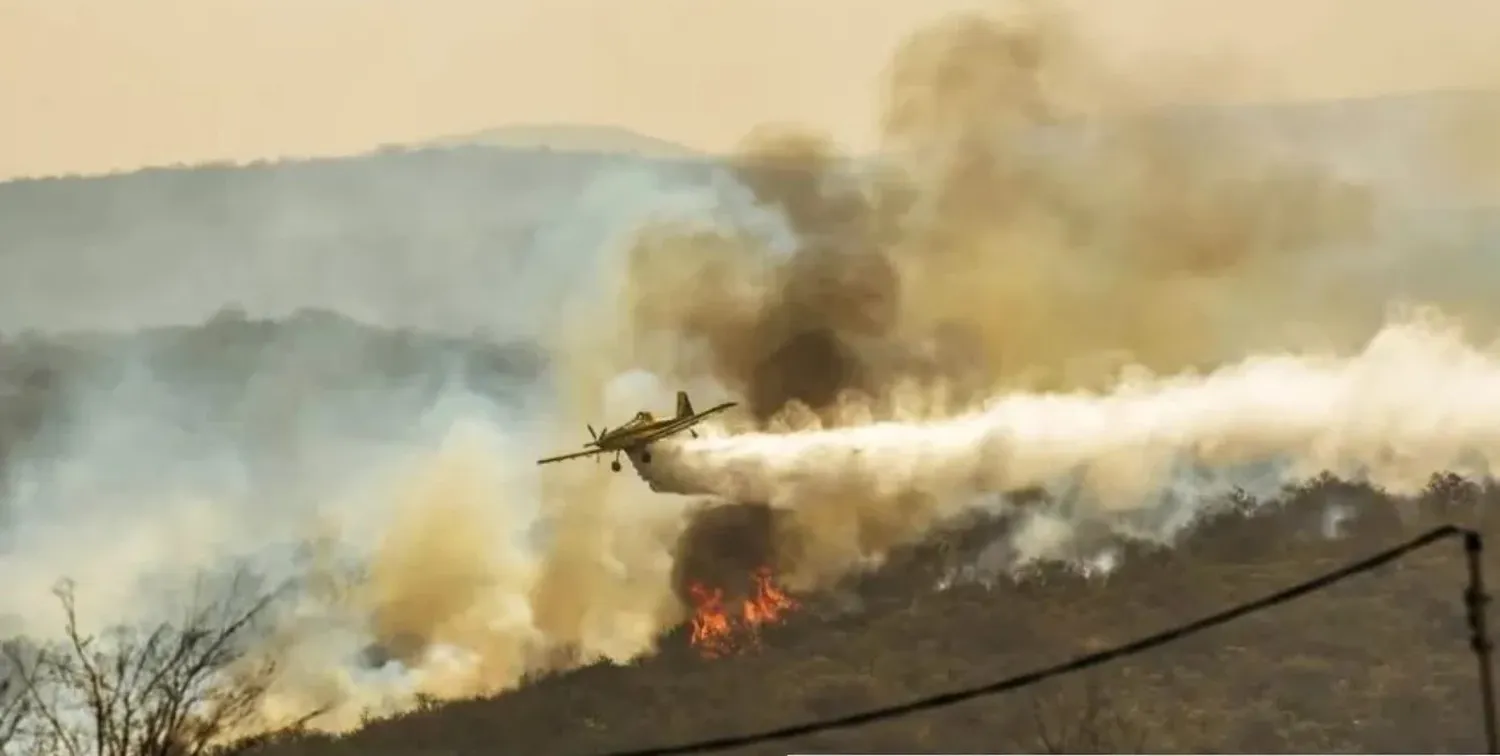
647,309 -> 1500,588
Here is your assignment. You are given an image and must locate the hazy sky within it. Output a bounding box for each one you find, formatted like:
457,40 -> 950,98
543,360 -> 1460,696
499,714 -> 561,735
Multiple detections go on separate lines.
2,0 -> 1498,180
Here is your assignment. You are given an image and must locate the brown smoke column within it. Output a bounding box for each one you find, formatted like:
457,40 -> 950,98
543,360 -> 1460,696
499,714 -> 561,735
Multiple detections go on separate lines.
613,7 -> 1386,426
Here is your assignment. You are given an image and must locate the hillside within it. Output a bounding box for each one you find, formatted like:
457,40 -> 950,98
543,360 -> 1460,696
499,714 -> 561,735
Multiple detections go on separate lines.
241,475 -> 1500,755
0,143 -> 718,336
0,310 -> 547,505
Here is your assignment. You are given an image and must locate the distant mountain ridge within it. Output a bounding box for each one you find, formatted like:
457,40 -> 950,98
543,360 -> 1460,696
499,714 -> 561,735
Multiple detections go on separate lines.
420,123 -> 703,160
6,88 -> 1499,184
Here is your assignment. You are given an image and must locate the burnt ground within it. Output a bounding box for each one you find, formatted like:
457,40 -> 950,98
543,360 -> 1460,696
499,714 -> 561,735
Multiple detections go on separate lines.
3,318 -> 1498,755
243,475 -> 1500,756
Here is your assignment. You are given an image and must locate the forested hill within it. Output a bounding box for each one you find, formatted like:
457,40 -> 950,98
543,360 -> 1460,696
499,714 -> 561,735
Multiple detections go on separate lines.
0,139 -> 718,337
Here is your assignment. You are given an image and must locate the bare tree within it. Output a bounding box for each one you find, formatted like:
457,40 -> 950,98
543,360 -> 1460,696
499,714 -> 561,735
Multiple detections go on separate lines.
0,663 -> 38,754
1,571 -> 320,756
1025,673 -> 1151,755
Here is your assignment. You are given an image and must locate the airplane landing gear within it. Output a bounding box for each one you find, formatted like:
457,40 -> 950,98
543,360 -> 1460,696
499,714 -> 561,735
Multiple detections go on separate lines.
611,459 -> 622,473
641,449 -> 652,464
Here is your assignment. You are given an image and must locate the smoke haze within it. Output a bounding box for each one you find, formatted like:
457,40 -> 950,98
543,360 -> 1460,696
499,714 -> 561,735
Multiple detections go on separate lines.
2,1 -> 1500,741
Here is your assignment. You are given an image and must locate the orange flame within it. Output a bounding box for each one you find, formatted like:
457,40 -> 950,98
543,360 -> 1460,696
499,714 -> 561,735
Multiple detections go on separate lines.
687,567 -> 798,658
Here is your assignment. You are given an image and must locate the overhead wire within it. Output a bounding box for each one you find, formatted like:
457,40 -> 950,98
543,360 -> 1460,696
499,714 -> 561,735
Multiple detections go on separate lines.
596,524 -> 1496,756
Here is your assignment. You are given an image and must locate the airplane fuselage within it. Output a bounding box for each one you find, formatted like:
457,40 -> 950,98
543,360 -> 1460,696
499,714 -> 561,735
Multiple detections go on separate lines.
583,423 -> 678,467
535,392 -> 737,472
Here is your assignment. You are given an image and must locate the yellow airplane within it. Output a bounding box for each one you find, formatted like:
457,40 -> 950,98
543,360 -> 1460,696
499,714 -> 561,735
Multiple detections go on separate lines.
536,391 -> 738,472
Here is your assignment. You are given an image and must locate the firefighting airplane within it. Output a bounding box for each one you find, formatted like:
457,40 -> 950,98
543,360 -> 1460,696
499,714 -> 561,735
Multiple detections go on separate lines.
536,391 -> 737,473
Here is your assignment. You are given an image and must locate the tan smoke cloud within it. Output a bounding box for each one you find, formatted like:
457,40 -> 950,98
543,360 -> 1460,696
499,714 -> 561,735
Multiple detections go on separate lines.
360,437 -> 539,692
372,438 -> 686,682
231,419 -> 695,734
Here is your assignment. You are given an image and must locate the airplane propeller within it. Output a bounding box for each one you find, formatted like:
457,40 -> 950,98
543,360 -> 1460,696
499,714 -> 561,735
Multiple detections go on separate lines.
588,425 -> 612,465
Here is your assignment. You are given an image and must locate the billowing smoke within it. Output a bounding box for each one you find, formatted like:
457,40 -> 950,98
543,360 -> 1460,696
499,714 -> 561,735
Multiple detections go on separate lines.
606,9 -> 1500,420
1,1 -> 1499,745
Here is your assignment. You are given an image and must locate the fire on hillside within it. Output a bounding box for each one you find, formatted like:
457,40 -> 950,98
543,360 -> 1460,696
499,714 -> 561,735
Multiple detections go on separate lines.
685,567 -> 798,658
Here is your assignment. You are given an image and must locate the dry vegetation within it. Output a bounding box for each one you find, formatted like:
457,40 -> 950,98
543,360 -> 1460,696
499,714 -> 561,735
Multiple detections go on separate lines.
229,469 -> 1499,755
0,315 -> 1494,755
0,575 -> 310,756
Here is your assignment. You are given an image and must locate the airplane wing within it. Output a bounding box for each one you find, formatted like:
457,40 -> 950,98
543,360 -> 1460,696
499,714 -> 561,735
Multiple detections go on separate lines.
636,402 -> 738,443
536,448 -> 609,465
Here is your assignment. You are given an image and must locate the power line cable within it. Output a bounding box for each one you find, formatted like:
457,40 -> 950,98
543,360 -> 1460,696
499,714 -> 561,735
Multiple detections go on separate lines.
598,524 -> 1495,756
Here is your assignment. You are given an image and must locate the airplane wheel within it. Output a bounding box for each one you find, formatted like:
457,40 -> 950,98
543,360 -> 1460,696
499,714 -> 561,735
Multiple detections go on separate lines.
641,450 -> 652,464
611,460 -> 622,473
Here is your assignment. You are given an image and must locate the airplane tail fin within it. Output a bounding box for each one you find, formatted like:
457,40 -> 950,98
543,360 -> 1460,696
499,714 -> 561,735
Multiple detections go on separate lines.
676,391 -> 695,419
